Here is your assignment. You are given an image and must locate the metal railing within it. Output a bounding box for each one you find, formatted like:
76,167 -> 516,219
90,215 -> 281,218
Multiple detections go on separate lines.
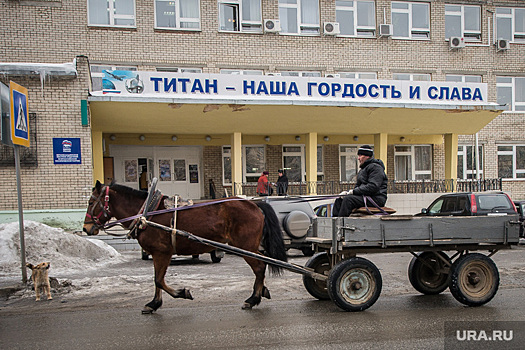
228,178 -> 502,197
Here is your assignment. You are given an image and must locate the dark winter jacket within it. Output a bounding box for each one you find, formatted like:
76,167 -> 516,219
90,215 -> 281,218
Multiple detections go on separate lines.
352,158 -> 388,200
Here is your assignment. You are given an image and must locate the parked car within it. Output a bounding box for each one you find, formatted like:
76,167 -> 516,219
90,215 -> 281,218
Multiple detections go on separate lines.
513,200 -> 525,238
418,192 -> 517,217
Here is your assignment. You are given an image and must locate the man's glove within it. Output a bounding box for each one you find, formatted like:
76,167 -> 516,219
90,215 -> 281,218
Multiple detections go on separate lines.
339,190 -> 353,196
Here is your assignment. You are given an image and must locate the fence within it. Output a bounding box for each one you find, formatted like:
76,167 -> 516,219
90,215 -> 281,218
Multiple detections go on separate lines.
228,179 -> 502,197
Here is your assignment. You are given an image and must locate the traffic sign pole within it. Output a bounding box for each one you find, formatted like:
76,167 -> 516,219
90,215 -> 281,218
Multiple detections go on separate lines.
9,81 -> 29,284
14,145 -> 27,283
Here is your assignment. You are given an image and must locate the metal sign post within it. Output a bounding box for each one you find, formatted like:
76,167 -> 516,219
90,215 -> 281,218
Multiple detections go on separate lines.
9,81 -> 30,283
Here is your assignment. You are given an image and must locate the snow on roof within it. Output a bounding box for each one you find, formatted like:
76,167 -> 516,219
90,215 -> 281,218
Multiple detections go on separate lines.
0,59 -> 77,78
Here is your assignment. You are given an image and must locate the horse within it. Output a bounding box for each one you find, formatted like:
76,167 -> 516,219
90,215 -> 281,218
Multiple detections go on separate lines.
83,180 -> 288,313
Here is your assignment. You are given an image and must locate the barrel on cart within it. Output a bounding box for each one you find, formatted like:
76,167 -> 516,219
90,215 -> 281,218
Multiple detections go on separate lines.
303,214 -> 521,311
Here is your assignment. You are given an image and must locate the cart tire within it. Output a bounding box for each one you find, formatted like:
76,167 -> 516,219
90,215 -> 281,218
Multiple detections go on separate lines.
408,251 -> 450,295
328,257 -> 382,312
449,253 -> 499,307
303,253 -> 331,300
210,250 -> 224,263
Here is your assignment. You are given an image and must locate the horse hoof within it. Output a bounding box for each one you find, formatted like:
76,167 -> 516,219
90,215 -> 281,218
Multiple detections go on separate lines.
242,302 -> 253,310
184,288 -> 194,300
262,287 -> 271,299
141,307 -> 154,314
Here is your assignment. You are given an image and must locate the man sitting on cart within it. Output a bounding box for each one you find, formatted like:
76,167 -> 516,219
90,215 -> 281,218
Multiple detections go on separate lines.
333,145 -> 388,217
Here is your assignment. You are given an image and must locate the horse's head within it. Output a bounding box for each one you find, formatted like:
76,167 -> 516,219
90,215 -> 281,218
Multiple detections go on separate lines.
83,180 -> 112,236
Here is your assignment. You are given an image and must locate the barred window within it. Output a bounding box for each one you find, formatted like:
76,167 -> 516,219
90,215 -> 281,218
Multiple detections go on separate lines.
0,113 -> 38,167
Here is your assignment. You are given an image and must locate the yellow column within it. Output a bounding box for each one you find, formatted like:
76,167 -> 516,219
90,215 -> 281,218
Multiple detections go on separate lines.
305,132 -> 317,195
374,133 -> 388,169
444,133 -> 458,191
91,130 -> 104,186
231,132 -> 243,196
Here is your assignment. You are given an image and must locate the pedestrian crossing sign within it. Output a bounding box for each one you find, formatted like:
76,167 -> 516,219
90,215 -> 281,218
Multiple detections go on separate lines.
10,81 -> 30,147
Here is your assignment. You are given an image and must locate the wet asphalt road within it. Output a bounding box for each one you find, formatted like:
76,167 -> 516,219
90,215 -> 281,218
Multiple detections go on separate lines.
1,248 -> 525,349
2,288 -> 525,350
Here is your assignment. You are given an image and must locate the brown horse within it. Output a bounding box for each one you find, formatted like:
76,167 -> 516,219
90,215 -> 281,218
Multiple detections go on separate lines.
83,181 -> 287,313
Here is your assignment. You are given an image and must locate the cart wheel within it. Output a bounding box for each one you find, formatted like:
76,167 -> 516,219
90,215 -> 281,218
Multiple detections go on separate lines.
449,253 -> 499,307
328,257 -> 382,312
408,251 -> 450,295
210,250 -> 224,263
303,253 -> 331,300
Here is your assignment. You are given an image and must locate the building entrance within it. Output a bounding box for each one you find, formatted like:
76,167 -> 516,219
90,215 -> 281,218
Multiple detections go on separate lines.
109,145 -> 203,199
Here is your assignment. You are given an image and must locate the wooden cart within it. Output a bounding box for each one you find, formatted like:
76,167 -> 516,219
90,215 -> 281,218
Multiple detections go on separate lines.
303,214 -> 521,311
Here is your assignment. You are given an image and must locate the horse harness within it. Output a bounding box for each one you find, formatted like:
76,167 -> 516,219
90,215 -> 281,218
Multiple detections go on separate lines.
127,189 -> 164,239
85,186 -> 111,229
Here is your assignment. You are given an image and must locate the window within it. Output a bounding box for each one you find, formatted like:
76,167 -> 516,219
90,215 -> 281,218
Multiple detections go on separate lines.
90,64 -> 137,91
445,75 -> 482,83
339,72 -> 377,79
497,76 -> 525,112
317,145 -> 324,181
220,69 -> 263,75
88,0 -> 135,27
445,4 -> 481,41
155,0 -> 200,30
222,145 -> 266,183
391,1 -> 430,39
173,159 -> 187,181
394,145 -> 432,180
222,146 -> 232,184
336,0 -> 376,37
157,67 -> 202,73
244,145 -> 265,182
283,145 -> 304,182
280,71 -> 321,77
339,145 -> 358,182
393,73 -> 431,81
279,0 -> 320,35
498,145 -> 525,179
457,145 -> 483,179
496,7 -> 525,43
219,0 -> 262,33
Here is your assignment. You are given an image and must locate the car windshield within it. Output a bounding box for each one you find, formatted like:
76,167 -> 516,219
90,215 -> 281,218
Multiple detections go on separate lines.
428,199 -> 444,214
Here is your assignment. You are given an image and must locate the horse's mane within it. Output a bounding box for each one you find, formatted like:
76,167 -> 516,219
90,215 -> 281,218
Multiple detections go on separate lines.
109,182 -> 148,199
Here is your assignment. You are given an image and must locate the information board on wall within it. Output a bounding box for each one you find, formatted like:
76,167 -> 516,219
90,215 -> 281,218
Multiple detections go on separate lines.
53,138 -> 82,164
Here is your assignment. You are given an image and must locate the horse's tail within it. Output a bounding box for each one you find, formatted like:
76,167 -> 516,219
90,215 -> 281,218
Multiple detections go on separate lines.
256,201 -> 288,275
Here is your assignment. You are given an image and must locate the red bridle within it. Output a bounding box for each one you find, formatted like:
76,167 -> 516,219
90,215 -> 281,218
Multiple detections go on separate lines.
85,186 -> 111,228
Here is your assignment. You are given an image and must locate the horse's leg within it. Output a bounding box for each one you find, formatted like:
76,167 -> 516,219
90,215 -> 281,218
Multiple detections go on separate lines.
142,252 -> 193,314
242,257 -> 269,309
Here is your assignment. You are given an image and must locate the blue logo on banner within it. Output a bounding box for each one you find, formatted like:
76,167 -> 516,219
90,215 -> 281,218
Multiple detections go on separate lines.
53,138 -> 81,164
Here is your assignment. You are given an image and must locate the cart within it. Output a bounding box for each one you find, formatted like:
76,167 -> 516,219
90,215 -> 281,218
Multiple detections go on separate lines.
303,214 -> 521,311
139,182 -> 521,311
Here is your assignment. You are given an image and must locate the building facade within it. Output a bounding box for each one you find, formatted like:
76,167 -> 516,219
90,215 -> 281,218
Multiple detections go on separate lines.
0,0 -> 524,215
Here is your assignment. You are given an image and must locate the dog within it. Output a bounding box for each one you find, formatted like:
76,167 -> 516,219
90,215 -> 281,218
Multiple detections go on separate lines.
26,262 -> 53,301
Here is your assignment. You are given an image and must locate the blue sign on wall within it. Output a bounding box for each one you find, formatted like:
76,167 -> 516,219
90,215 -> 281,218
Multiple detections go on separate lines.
53,138 -> 81,164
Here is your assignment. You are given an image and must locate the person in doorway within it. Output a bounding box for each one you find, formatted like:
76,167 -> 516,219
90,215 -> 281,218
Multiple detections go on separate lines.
333,145 -> 388,217
257,171 -> 273,196
139,168 -> 148,191
276,169 -> 289,196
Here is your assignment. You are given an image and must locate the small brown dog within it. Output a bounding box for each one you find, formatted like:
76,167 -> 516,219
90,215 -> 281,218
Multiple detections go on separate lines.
26,262 -> 53,301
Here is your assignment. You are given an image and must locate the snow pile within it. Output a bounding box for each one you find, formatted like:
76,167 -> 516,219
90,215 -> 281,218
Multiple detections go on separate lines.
0,221 -> 123,277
